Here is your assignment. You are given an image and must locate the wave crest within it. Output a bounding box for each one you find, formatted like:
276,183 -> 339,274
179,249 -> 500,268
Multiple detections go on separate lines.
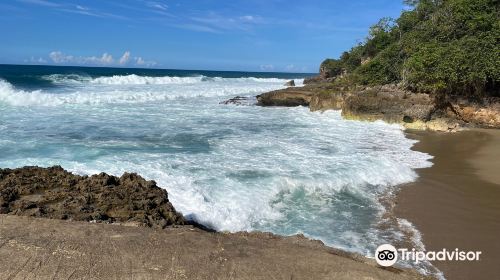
0,78 -> 298,106
42,74 -> 303,86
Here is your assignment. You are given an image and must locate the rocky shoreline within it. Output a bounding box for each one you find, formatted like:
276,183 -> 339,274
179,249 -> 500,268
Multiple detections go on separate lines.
0,166 -> 432,279
0,166 -> 186,228
252,82 -> 500,132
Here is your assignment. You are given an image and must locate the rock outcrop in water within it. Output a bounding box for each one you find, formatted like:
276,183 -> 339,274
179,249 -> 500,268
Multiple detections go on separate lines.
219,96 -> 255,106
255,83 -> 500,132
0,166 -> 185,228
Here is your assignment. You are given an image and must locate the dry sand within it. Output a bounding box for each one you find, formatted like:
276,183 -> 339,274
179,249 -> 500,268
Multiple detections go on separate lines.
396,129 -> 500,280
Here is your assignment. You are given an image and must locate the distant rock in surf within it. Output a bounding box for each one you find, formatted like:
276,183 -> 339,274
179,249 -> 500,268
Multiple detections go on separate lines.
284,80 -> 295,87
219,96 -> 255,106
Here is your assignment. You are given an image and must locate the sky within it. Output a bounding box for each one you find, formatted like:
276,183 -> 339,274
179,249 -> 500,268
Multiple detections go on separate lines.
0,0 -> 405,72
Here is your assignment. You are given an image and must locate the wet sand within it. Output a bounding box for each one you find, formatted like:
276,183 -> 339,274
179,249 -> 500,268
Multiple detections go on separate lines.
396,129 -> 500,280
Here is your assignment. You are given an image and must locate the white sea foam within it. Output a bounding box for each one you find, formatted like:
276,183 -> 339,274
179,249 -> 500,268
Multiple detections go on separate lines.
0,77 -> 300,106
0,79 -> 48,106
42,74 -> 303,86
0,73 -> 434,276
90,74 -> 204,85
397,218 -> 445,280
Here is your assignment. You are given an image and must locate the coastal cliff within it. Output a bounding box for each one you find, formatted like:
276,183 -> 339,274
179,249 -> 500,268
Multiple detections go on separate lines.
255,83 -> 500,132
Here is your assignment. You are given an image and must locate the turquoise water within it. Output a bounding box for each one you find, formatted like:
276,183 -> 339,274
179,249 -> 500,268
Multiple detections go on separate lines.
0,64 -> 435,274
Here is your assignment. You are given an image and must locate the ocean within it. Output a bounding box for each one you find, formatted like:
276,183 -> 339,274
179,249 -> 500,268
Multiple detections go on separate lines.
0,64 -> 436,274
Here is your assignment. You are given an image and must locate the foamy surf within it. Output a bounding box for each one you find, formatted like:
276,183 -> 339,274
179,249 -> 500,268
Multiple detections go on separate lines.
0,66 -> 438,278
0,76 -> 301,106
41,73 -> 303,86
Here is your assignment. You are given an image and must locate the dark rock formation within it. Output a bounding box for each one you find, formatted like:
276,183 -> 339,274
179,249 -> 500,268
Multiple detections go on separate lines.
219,96 -> 255,106
0,166 -> 185,228
284,80 -> 295,87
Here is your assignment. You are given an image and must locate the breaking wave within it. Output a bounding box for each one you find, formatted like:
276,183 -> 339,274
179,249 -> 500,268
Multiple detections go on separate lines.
41,74 -> 302,85
0,77 -> 299,106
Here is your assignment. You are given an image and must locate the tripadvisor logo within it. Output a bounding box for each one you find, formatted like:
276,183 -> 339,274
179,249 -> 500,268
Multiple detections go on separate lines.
375,244 -> 482,267
375,244 -> 398,267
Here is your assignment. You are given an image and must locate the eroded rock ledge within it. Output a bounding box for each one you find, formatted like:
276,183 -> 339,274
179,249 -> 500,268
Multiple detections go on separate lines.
254,83 -> 500,132
0,166 -> 185,228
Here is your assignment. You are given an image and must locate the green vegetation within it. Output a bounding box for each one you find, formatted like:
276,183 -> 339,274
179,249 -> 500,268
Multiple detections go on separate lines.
322,0 -> 499,97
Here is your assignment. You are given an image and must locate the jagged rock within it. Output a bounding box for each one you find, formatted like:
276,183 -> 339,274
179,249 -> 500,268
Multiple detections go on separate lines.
219,96 -> 255,106
0,166 -> 186,228
284,80 -> 295,87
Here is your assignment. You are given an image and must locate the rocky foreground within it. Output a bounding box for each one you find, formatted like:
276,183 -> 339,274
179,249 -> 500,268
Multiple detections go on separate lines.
252,83 -> 500,132
0,166 -> 430,280
0,166 -> 185,228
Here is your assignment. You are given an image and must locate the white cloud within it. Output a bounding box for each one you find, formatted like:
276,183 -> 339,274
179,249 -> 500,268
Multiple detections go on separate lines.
119,51 -> 131,65
19,0 -> 125,19
134,57 -> 157,67
174,23 -> 219,33
29,56 -> 47,64
189,13 -> 263,32
76,5 -> 89,11
95,53 -> 113,64
43,51 -> 156,67
239,15 -> 255,21
147,2 -> 168,11
260,64 -> 274,71
49,51 -> 114,66
135,57 -> 145,65
18,0 -> 60,7
49,51 -> 74,63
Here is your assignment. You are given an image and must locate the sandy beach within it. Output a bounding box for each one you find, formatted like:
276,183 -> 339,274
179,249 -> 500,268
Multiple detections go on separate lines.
396,129 -> 500,280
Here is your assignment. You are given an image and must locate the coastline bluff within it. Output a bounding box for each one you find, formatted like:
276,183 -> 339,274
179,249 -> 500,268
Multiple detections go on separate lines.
254,83 -> 500,132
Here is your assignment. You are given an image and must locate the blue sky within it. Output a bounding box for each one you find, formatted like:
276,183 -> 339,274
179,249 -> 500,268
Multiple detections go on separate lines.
0,0 -> 405,72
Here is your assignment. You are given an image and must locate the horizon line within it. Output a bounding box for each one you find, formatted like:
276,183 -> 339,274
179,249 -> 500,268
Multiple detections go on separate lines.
0,63 -> 318,75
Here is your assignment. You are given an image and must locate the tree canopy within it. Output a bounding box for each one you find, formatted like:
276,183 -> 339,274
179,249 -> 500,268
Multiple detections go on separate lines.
322,0 -> 499,97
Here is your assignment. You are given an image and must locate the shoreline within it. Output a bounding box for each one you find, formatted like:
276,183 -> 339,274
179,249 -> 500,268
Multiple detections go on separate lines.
395,129 -> 500,280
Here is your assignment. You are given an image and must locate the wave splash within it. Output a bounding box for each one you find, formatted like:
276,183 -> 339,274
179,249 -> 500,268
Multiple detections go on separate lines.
42,74 -> 301,85
0,76 -> 301,106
